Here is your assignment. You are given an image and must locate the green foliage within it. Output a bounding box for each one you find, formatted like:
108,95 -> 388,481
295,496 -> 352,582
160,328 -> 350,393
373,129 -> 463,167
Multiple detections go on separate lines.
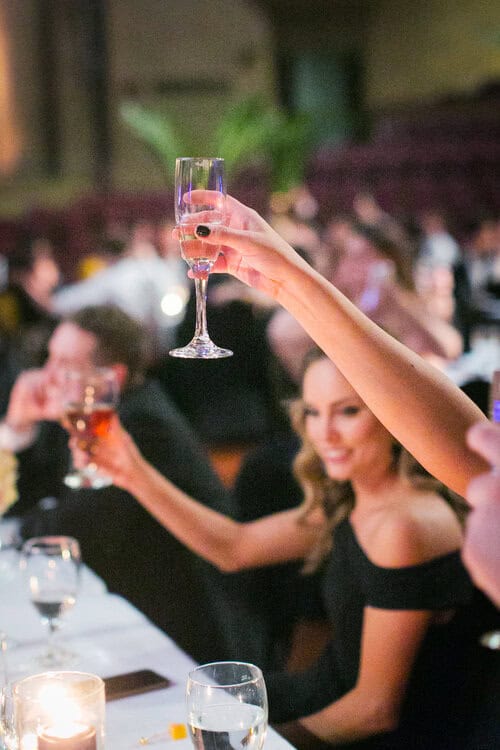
119,96 -> 314,193
208,96 -> 281,179
119,102 -> 184,183
267,110 -> 312,193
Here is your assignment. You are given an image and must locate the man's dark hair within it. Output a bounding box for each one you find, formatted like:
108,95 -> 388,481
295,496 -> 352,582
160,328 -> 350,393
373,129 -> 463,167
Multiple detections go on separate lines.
67,305 -> 152,387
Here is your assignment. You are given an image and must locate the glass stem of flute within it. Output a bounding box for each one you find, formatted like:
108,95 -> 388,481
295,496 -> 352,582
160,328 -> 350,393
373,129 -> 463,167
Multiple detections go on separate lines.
194,277 -> 209,340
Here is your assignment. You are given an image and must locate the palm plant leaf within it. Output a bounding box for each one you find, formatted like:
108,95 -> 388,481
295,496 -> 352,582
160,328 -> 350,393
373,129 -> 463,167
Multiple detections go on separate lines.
119,102 -> 185,184
210,96 -> 282,178
268,111 -> 313,193
119,96 -> 314,194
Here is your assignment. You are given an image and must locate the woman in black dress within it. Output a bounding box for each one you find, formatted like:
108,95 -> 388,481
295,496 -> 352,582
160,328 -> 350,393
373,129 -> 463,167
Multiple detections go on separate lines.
85,347 -> 487,748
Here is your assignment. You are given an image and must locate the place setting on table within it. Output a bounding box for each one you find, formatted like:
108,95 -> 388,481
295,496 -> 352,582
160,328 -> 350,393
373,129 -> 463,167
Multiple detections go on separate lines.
0,522 -> 291,750
1,659 -> 275,750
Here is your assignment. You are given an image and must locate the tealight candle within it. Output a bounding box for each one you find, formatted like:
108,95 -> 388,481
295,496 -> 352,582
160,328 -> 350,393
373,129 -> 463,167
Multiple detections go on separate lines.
38,723 -> 97,750
14,672 -> 105,750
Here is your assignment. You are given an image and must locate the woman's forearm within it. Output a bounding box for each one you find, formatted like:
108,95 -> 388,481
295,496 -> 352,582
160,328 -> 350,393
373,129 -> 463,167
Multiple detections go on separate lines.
298,686 -> 398,746
122,452 -> 243,571
276,264 -> 488,497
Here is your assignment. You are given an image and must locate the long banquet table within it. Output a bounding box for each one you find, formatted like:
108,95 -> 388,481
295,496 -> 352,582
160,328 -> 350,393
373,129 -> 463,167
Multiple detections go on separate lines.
0,524 -> 294,750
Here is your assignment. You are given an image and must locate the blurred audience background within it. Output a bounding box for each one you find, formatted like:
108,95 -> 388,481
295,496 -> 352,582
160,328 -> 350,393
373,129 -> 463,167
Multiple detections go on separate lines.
1,0 -> 499,471
0,0 -> 499,677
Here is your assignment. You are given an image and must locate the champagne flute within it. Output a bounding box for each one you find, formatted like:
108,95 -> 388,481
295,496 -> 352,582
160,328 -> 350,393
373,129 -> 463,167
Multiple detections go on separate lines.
186,661 -> 268,750
61,367 -> 119,490
169,157 -> 233,359
20,536 -> 81,668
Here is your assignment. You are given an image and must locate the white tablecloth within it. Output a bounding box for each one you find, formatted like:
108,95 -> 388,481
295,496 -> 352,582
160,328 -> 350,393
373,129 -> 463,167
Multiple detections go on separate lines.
0,538 -> 294,750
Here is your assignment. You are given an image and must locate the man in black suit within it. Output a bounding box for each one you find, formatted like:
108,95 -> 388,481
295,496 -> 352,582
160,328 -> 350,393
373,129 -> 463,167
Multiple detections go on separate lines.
0,305 -> 269,665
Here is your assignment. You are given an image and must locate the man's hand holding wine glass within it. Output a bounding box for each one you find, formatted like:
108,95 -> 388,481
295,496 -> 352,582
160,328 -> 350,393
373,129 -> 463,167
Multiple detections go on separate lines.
4,368 -> 64,436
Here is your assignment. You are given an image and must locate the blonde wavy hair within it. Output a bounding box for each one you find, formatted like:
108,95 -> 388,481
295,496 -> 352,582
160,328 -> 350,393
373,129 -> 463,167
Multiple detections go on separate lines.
289,348 -> 469,574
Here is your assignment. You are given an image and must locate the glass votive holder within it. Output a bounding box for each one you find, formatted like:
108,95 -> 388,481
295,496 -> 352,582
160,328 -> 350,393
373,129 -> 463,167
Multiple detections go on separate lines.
13,671 -> 105,750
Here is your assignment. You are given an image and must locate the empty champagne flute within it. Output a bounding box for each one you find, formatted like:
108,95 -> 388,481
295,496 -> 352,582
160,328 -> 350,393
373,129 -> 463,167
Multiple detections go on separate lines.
61,367 -> 119,490
20,536 -> 81,667
169,157 -> 233,359
186,661 -> 267,750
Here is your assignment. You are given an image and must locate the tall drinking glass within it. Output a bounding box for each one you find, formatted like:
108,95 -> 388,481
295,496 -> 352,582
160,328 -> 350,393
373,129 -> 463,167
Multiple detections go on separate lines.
186,661 -> 267,750
169,157 -> 233,359
61,367 -> 119,490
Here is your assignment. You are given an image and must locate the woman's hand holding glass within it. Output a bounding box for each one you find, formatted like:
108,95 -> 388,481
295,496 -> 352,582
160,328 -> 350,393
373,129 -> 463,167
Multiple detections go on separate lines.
173,192 -> 311,301
69,414 -> 142,494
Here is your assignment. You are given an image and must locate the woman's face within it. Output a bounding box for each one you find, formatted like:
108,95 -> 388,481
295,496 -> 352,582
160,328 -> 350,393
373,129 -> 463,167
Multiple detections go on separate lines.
302,358 -> 394,483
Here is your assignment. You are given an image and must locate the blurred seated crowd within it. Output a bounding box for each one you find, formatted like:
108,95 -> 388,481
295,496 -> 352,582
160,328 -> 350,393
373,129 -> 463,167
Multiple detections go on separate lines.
0,187 -> 499,747
2,188 -> 500,397
1,189 -> 499,489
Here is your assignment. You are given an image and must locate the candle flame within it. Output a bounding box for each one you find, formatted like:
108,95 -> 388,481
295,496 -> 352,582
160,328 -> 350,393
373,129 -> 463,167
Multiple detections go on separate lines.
38,685 -> 83,724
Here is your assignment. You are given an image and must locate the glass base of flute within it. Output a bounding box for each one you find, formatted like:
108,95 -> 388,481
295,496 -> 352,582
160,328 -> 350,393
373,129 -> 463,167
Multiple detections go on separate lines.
169,259 -> 233,359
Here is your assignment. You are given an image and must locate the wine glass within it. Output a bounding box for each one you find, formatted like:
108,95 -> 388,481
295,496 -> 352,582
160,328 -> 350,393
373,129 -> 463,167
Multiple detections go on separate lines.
186,661 -> 267,750
169,157 -> 233,359
20,536 -> 81,668
61,367 -> 119,490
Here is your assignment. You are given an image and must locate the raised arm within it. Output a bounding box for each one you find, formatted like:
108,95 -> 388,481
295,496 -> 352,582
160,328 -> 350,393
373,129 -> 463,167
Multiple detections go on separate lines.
184,194 -> 488,497
84,416 -> 320,571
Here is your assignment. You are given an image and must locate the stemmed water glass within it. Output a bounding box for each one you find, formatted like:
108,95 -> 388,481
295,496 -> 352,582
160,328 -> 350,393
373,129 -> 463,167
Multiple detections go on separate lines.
186,661 -> 268,750
169,157 -> 233,359
20,536 -> 81,668
61,367 -> 119,490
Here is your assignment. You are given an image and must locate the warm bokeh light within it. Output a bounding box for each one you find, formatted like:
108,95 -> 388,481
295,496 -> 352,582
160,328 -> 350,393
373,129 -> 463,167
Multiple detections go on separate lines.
0,6 -> 22,174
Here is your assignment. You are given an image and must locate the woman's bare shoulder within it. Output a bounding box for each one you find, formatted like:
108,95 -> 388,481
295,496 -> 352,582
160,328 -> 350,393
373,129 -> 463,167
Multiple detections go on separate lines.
365,490 -> 463,568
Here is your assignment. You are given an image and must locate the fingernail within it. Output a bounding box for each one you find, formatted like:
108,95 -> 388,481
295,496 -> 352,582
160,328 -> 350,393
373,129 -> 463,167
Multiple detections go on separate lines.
195,225 -> 210,237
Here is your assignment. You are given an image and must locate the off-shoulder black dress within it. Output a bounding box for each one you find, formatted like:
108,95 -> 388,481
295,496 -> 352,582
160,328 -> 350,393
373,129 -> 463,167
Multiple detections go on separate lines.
266,518 -> 499,749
